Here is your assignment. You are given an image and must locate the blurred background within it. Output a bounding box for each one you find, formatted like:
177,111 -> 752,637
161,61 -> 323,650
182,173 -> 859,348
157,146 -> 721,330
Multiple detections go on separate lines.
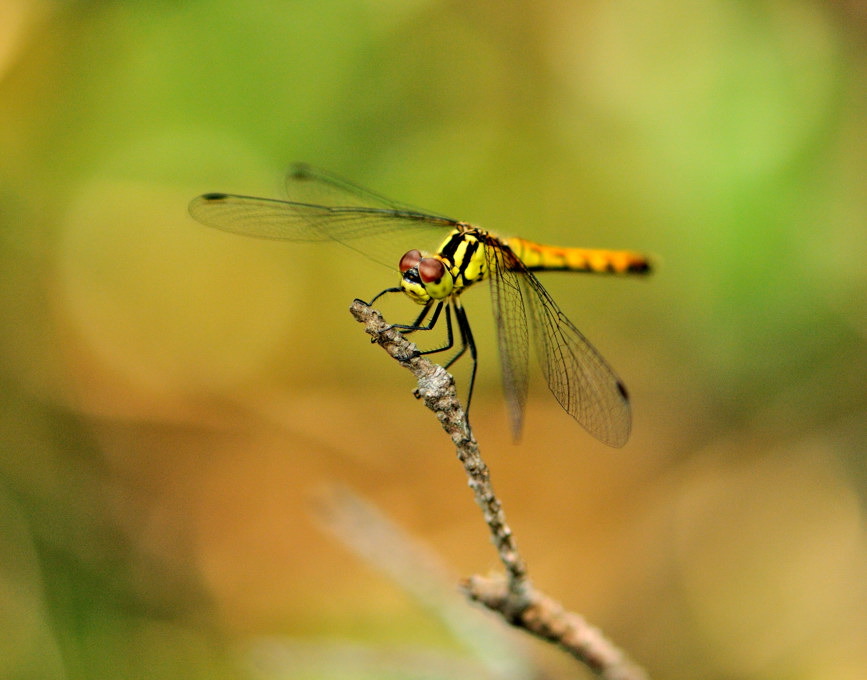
1,1 -> 865,678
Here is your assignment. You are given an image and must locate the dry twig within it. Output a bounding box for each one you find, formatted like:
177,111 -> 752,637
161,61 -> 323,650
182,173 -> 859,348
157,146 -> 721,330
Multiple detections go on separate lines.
349,299 -> 649,680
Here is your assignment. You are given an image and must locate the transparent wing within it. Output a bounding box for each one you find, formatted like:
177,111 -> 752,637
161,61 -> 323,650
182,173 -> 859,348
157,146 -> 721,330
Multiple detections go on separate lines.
486,245 -> 530,439
189,173 -> 461,270
285,163 -> 446,215
486,238 -> 632,447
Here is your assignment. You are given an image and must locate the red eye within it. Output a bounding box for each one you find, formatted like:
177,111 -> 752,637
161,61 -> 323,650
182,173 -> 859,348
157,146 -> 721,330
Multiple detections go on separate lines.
399,249 -> 422,273
418,257 -> 446,283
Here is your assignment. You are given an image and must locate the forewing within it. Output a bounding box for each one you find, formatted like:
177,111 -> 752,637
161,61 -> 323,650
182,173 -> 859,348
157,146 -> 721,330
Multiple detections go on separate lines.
189,193 -> 460,270
190,194 -> 338,241
514,260 -> 632,447
485,242 -> 530,440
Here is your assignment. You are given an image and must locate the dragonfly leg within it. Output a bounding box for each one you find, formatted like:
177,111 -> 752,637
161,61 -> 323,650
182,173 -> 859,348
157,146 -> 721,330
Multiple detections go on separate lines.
441,308 -> 466,369
449,301 -> 477,414
397,301 -> 439,336
363,291 -> 444,351
366,286 -> 403,305
365,293 -> 476,418
392,302 -> 458,357
400,301 -> 477,418
412,303 -> 454,355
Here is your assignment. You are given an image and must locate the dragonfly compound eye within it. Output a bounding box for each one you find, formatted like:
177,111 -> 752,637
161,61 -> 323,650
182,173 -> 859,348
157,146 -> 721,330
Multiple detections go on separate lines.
418,257 -> 447,284
399,249 -> 423,273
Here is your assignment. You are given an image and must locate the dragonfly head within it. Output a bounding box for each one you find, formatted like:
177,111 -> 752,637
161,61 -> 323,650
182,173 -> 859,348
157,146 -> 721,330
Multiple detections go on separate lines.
398,249 -> 454,303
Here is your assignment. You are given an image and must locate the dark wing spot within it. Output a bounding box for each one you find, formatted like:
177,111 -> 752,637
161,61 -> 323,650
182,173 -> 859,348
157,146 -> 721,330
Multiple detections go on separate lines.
288,163 -> 313,180
201,193 -> 229,201
616,380 -> 629,401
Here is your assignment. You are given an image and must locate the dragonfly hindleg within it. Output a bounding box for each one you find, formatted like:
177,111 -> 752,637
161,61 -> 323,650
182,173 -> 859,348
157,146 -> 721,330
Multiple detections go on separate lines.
448,301 -> 477,413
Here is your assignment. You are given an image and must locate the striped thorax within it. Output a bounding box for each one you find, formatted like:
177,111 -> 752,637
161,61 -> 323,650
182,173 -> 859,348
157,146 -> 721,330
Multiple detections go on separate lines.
398,227 -> 489,304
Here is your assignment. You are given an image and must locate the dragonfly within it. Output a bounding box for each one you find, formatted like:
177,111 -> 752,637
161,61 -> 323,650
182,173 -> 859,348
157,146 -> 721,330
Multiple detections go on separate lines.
189,164 -> 651,447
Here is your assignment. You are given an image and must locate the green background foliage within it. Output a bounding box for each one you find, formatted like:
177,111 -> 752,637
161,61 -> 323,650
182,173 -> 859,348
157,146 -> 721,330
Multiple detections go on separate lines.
1,2 -> 864,678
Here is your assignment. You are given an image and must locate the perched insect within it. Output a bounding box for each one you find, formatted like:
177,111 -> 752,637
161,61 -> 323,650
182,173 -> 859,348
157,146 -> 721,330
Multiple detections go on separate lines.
189,164 -> 651,446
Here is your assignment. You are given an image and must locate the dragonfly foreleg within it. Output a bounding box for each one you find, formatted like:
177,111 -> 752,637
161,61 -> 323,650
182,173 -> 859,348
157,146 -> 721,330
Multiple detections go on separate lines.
367,286 -> 403,305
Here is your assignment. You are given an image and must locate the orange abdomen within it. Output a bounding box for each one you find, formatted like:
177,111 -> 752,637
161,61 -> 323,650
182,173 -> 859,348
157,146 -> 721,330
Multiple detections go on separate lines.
505,237 -> 651,275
